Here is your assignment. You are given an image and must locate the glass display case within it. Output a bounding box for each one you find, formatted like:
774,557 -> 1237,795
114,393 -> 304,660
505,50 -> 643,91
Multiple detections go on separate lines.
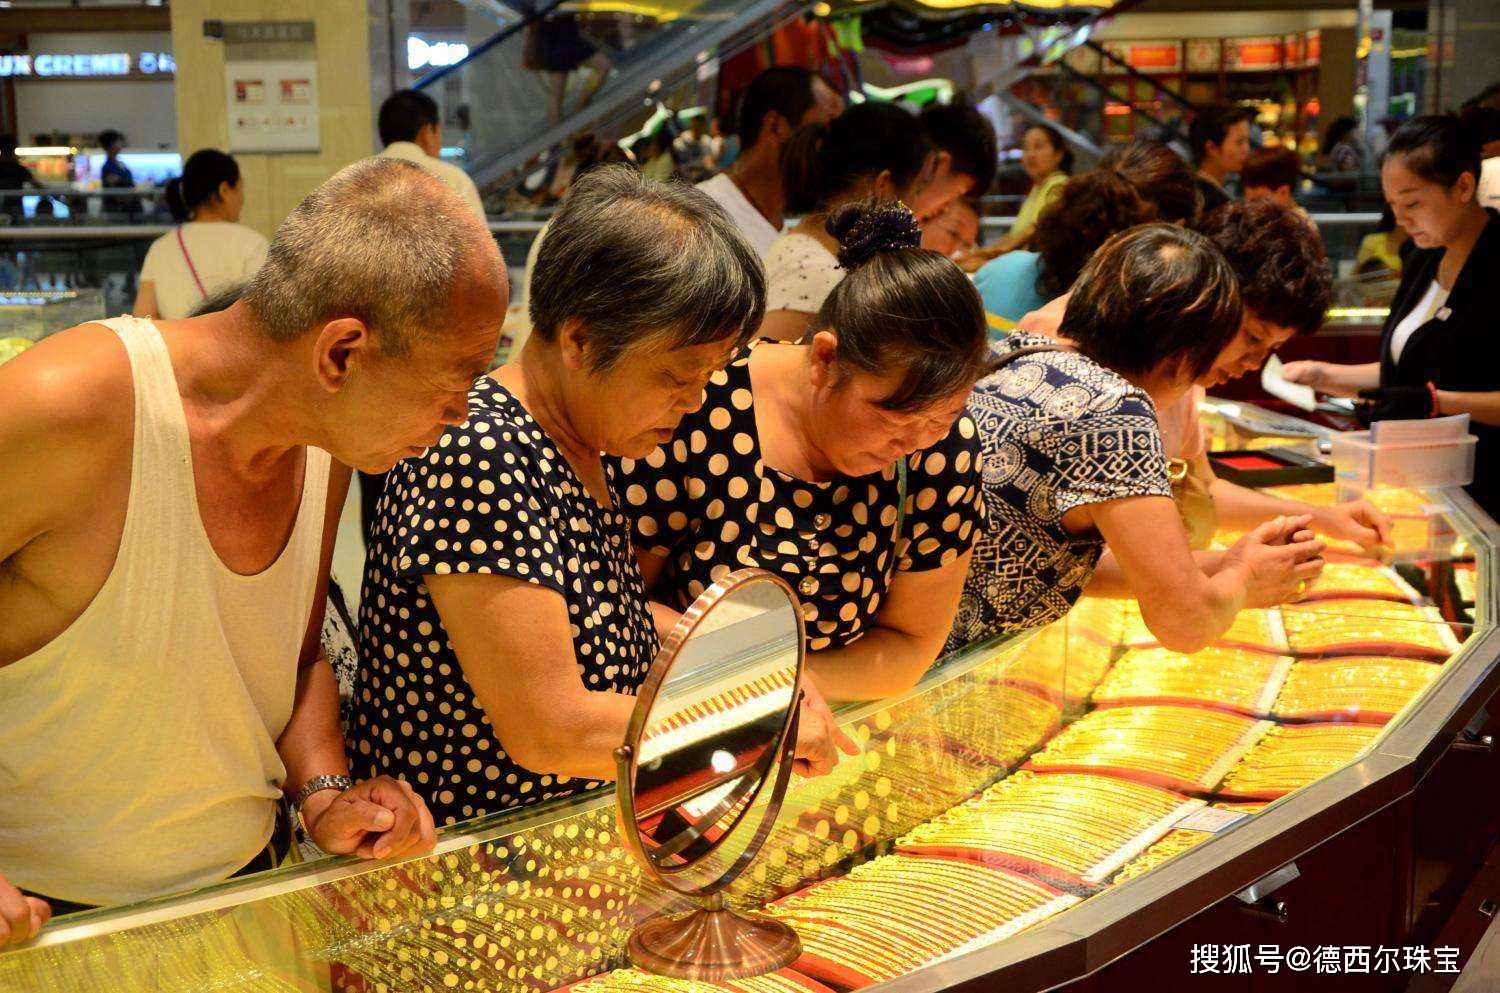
5,402 -> 1496,993
0,289 -> 107,343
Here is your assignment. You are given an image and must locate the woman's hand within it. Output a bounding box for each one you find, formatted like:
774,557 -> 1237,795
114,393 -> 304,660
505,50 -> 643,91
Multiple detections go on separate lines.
791,677 -> 859,778
1222,515 -> 1327,607
1312,500 -> 1393,551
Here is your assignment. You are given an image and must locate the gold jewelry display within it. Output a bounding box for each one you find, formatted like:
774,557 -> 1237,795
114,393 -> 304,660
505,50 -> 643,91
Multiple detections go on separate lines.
1303,562 -> 1414,601
1064,595 -> 1129,646
1112,829 -> 1212,884
19,478 -> 1471,993
1281,600 -> 1459,656
1093,647 -> 1288,715
566,967 -> 826,993
1218,723 -> 1383,798
1028,706 -> 1264,790
999,624 -> 1114,703
765,855 -> 1070,984
1273,657 -> 1440,720
898,771 -> 1194,877
1263,483 -> 1340,508
1120,606 -> 1284,652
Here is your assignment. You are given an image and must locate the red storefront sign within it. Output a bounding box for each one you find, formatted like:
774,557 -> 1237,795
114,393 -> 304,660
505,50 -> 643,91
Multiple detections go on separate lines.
1225,36 -> 1284,71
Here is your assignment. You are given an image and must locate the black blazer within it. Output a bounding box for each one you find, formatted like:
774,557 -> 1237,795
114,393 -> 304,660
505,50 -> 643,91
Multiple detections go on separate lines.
1378,209 -> 1500,516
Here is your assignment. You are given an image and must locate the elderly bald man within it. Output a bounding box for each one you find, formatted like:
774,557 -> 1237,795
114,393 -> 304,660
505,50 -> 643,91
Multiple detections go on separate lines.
0,158 -> 508,942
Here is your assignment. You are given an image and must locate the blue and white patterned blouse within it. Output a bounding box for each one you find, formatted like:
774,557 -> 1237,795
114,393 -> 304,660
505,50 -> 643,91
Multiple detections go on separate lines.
949,334 -> 1171,649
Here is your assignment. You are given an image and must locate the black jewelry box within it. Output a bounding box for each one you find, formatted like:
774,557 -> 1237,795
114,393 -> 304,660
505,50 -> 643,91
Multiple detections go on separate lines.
1207,447 -> 1334,488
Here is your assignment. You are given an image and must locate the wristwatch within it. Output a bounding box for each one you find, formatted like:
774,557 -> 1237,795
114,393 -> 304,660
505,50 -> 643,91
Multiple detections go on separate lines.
292,773 -> 355,829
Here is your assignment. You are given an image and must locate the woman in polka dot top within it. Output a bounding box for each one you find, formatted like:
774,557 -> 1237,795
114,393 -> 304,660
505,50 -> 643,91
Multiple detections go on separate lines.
615,199 -> 993,703
349,168 -> 842,827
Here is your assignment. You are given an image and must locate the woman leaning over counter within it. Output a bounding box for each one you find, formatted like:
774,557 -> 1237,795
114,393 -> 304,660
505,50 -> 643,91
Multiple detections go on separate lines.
1284,114 -> 1500,517
614,200 -> 992,703
349,168 -> 843,827
952,224 -> 1326,654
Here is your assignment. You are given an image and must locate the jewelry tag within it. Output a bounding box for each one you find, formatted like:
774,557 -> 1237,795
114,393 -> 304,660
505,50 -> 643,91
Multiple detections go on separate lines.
1175,806 -> 1250,834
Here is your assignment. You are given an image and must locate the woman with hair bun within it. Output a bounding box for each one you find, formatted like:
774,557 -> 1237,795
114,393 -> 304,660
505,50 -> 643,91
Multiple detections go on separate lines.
615,198 -> 992,703
133,149 -> 266,320
758,102 -> 944,342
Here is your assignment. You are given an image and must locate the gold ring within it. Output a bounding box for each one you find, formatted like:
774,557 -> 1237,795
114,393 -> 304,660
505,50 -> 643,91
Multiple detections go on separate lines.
1294,579 -> 1310,598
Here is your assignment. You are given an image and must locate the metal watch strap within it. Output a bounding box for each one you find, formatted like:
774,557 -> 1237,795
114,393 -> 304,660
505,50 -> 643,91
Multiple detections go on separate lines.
293,773 -> 354,815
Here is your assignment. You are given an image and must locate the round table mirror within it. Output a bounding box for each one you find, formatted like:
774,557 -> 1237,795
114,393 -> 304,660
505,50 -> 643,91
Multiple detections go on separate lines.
614,568 -> 805,980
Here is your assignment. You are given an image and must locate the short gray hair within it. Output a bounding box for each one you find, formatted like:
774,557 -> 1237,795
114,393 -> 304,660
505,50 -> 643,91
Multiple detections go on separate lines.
243,157 -> 495,356
529,165 -> 765,371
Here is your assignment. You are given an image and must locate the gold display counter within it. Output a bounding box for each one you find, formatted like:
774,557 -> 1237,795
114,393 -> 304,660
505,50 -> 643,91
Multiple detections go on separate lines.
4,404 -> 1496,993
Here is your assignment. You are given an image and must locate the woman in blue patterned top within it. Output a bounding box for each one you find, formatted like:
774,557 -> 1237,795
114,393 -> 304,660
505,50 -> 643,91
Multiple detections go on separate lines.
953,224 -> 1327,653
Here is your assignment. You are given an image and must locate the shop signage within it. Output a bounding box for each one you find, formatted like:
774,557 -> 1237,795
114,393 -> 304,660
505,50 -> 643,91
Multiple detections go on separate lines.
1283,33 -> 1305,68
1224,36 -> 1284,72
0,51 -> 175,78
407,36 -> 469,71
1185,38 -> 1220,72
1304,29 -> 1322,68
1105,40 -> 1181,74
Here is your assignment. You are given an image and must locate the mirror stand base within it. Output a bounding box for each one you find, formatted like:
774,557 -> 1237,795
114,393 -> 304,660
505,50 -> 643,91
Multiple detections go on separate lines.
628,902 -> 802,981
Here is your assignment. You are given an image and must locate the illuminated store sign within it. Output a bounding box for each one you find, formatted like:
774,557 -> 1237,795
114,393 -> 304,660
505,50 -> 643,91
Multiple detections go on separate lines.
0,52 -> 176,78
407,37 -> 468,71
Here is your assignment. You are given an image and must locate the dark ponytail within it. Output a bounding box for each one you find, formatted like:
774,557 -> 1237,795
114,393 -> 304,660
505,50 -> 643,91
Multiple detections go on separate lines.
813,198 -> 991,412
781,102 -> 932,215
1385,114 -> 1482,189
167,148 -> 240,222
780,122 -> 832,216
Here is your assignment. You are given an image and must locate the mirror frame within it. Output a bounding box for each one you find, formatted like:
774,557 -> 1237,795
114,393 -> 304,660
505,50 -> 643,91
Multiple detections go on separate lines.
614,568 -> 806,898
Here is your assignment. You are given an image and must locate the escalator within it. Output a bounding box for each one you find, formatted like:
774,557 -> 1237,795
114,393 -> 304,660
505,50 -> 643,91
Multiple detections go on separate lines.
417,0 -> 820,200
418,0 -> 1138,204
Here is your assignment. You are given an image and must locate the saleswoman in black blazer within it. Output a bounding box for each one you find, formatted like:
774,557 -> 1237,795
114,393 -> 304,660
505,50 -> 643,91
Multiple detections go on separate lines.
1285,115 -> 1500,516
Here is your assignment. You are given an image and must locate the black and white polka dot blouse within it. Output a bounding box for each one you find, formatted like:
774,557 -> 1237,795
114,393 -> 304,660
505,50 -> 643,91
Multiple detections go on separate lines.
350,376 -> 658,826
613,341 -> 986,653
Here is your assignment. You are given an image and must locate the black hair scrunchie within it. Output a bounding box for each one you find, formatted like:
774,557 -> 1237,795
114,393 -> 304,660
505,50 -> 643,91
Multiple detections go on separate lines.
828,199 -> 922,269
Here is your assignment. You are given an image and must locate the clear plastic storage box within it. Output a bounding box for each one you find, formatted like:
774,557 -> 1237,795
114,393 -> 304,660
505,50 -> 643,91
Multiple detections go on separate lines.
1330,429 -> 1477,490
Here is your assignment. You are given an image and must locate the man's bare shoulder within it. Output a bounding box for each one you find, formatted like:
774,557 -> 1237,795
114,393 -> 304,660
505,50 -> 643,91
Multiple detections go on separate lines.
0,322 -> 134,437
0,323 -> 135,469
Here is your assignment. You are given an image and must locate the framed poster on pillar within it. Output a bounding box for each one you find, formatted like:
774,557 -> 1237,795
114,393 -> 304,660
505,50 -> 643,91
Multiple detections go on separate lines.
222,20 -> 322,153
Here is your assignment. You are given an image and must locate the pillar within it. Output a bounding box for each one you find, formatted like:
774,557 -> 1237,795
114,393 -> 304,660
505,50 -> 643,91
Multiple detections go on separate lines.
169,0 -> 376,239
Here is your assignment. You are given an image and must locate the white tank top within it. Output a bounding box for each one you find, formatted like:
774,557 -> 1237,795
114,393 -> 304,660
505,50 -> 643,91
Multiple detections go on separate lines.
0,316 -> 331,905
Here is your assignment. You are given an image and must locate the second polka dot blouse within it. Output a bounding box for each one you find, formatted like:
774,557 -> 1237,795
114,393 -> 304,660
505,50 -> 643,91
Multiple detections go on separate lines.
613,342 -> 986,652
